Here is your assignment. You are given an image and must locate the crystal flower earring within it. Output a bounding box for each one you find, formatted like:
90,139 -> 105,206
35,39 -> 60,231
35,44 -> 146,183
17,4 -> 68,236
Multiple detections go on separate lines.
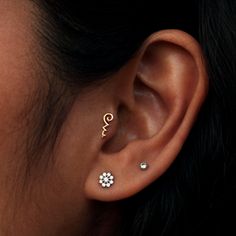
99,172 -> 114,188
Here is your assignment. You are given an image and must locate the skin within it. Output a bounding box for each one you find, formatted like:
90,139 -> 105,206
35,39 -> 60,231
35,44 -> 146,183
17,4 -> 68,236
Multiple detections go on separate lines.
0,0 -> 208,235
0,1 -> 92,235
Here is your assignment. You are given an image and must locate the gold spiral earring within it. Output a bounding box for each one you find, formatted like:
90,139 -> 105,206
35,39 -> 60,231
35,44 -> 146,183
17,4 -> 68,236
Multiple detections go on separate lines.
102,113 -> 114,138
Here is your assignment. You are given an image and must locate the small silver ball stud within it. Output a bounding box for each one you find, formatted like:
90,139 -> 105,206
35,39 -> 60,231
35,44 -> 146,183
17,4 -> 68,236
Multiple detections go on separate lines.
140,162 -> 149,171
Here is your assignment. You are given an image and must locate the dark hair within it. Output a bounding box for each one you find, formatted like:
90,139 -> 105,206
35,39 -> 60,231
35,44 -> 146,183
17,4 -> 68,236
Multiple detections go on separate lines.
30,0 -> 236,235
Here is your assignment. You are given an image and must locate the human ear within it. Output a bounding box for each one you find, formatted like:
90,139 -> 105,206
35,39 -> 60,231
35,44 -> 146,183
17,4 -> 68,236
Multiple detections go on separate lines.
85,30 -> 208,201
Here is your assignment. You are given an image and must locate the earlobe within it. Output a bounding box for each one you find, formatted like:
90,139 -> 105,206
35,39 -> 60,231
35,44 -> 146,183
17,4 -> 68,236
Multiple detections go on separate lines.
84,30 -> 208,202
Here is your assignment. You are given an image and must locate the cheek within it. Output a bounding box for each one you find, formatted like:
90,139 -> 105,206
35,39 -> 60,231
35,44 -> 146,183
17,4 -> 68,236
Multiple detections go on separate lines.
0,60 -> 36,135
0,3 -> 38,156
51,94 -> 102,199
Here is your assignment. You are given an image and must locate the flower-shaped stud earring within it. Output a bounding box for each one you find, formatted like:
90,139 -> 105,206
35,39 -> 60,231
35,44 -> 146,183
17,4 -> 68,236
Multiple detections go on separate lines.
99,172 -> 114,188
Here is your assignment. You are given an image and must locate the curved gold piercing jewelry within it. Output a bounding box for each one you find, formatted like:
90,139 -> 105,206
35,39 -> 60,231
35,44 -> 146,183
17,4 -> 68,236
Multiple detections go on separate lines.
102,113 -> 114,138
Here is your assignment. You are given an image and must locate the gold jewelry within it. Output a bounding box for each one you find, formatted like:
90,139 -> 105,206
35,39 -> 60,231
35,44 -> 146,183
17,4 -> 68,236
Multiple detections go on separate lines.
102,113 -> 114,138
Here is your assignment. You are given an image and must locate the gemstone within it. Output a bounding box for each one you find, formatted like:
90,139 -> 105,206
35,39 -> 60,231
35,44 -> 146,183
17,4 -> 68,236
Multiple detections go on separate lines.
104,177 -> 109,182
140,162 -> 149,170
